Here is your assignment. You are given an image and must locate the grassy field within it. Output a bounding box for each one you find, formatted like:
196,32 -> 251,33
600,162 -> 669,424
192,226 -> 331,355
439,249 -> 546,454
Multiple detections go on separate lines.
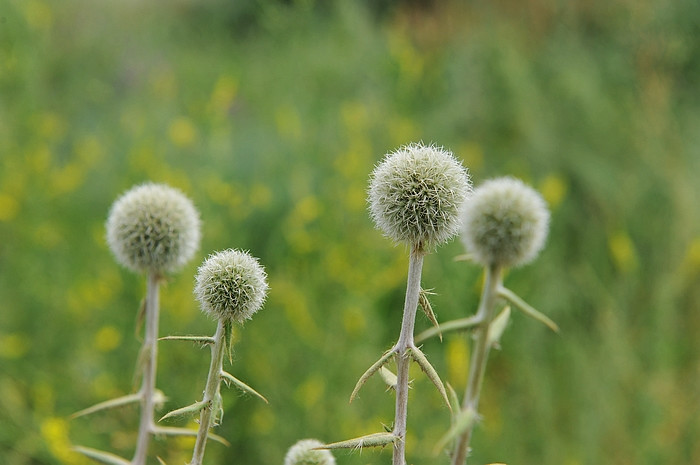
1,0 -> 699,464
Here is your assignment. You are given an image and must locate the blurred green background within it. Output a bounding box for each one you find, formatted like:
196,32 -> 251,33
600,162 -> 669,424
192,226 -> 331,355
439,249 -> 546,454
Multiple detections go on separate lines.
1,0 -> 699,464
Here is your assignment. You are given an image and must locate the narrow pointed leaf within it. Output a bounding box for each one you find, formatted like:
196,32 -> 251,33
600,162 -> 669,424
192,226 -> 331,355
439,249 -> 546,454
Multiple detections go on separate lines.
419,288 -> 441,342
71,393 -> 141,419
446,382 -> 461,416
378,366 -> 397,390
158,400 -> 208,422
415,315 -> 482,343
498,287 -> 559,333
349,348 -> 396,403
453,253 -> 472,262
433,407 -> 478,455
152,426 -> 230,446
156,457 -> 167,465
487,306 -> 511,347
221,371 -> 269,404
409,347 -> 451,411
317,432 -> 398,451
73,446 -> 130,465
158,335 -> 215,345
224,320 -> 234,364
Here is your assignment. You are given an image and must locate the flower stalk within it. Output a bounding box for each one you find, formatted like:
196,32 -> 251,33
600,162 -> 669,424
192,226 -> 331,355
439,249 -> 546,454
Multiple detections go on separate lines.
132,271 -> 162,465
451,264 -> 502,465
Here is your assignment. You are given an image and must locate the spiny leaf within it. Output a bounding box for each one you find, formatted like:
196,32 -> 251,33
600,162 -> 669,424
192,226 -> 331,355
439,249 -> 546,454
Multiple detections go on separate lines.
158,400 -> 209,422
152,426 -> 230,446
349,348 -> 396,403
498,287 -> 559,333
158,335 -> 215,345
71,393 -> 140,419
221,371 -> 269,404
415,315 -> 482,343
316,432 -> 398,451
73,446 -> 130,465
447,382 -> 461,416
419,288 -> 441,342
487,306 -> 511,348
433,407 -> 478,455
378,366 -> 397,390
409,346 -> 451,411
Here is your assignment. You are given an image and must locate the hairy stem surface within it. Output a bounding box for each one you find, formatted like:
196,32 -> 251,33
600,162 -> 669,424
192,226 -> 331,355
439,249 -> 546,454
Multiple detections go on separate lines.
132,272 -> 161,465
190,319 -> 227,465
452,265 -> 502,465
393,246 -> 425,465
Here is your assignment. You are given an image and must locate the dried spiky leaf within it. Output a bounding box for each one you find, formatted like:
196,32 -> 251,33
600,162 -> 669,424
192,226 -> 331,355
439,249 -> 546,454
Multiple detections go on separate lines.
415,315 -> 482,343
221,371 -> 268,404
158,400 -> 208,422
317,432 -> 398,451
433,407 -> 478,455
409,347 -> 451,411
487,306 -> 511,348
349,348 -> 396,403
73,446 -> 130,465
419,288 -> 441,341
498,287 -> 558,333
71,391 -> 167,419
152,426 -> 230,446
158,335 -> 215,345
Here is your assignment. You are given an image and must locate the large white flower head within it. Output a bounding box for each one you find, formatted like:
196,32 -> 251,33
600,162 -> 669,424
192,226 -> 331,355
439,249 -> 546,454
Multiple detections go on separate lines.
368,142 -> 472,251
283,439 -> 336,465
194,249 -> 268,324
106,183 -> 201,274
460,177 -> 550,268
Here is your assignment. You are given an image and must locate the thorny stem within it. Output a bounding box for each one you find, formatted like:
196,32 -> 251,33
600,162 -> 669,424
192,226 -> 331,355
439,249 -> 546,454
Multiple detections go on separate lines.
393,245 -> 425,465
451,265 -> 502,465
132,272 -> 161,465
190,319 -> 227,465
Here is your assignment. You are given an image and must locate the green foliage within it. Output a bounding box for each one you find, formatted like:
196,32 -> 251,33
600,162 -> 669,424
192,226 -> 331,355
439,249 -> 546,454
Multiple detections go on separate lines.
1,0 -> 699,464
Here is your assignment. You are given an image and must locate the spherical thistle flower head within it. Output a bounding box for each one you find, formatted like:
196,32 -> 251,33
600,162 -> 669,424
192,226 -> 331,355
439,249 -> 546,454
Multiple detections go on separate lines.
106,183 -> 201,274
283,439 -> 336,465
460,177 -> 550,268
368,142 -> 472,251
194,249 -> 269,324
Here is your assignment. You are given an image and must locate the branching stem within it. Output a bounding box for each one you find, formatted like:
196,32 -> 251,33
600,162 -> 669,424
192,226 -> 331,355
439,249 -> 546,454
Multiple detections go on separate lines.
132,272 -> 161,465
190,319 -> 227,465
451,264 -> 502,465
392,245 -> 425,465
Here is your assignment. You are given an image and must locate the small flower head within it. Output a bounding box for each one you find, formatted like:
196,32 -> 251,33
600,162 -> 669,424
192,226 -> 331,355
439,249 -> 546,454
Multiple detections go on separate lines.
106,183 -> 201,274
283,439 -> 336,465
194,249 -> 268,324
460,177 -> 550,268
368,142 -> 471,250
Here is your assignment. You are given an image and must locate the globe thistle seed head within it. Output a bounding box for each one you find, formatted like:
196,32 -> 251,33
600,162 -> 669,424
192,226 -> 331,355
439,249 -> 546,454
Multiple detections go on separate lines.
283,439 -> 336,465
368,142 -> 472,250
106,183 -> 201,274
460,177 -> 550,268
194,249 -> 268,324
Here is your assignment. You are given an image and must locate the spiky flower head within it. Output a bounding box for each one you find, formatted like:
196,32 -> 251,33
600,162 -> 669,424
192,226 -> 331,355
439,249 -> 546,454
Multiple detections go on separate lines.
194,249 -> 268,324
283,439 -> 336,465
106,183 -> 201,274
368,142 -> 471,251
460,177 -> 550,268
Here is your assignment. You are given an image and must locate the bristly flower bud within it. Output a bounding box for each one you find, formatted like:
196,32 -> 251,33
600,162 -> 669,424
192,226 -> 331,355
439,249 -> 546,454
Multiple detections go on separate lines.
194,249 -> 268,324
283,439 -> 336,465
460,177 -> 550,268
368,142 -> 471,251
106,183 -> 201,274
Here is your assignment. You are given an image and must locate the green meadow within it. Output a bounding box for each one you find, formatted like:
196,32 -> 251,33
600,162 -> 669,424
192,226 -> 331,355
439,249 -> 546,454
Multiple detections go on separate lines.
1,0 -> 699,463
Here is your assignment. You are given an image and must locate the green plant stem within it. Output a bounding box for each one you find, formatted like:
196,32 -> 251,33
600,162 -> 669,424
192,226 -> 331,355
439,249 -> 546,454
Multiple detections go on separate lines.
392,245 -> 425,465
132,272 -> 161,465
190,319 -> 227,465
451,264 -> 502,465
